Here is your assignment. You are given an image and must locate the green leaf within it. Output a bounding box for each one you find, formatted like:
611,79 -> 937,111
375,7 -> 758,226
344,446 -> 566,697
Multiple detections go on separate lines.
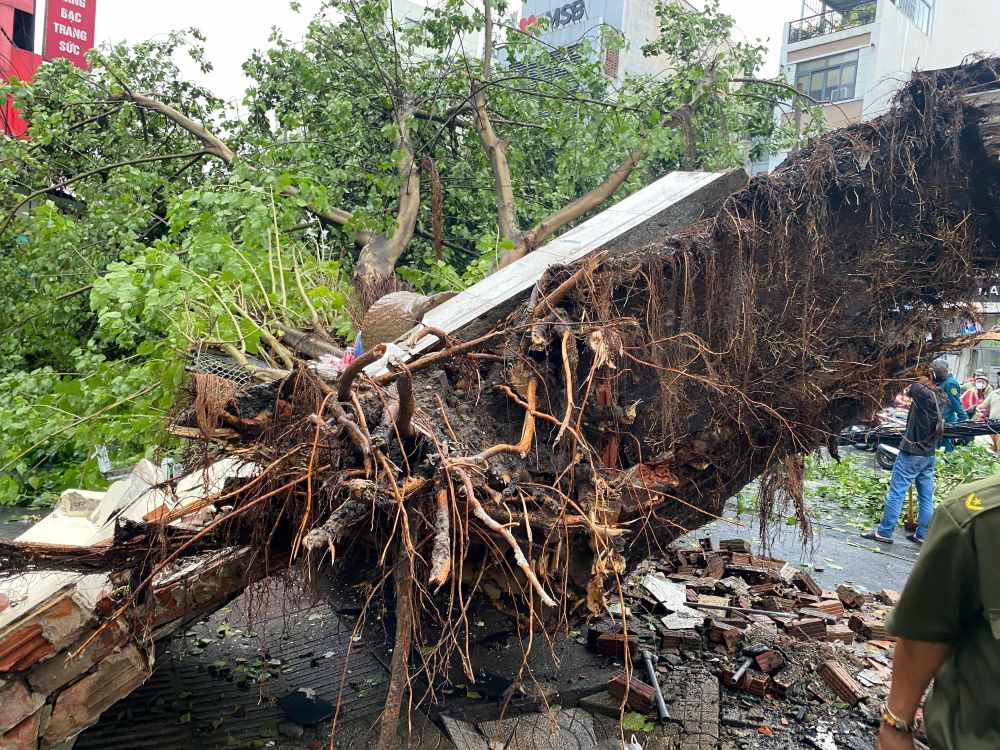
621,711 -> 656,733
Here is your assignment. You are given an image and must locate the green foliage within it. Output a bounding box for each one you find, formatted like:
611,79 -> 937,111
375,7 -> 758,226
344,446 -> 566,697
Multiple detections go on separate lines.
0,1 -> 817,506
621,711 -> 657,733
805,446 -> 1000,527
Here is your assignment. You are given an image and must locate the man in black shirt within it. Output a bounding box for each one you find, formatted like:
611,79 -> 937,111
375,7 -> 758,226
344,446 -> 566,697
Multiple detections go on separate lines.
863,370 -> 944,545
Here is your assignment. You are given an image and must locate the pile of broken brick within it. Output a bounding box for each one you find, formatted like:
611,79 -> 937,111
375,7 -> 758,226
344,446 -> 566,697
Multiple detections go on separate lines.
584,537 -> 902,746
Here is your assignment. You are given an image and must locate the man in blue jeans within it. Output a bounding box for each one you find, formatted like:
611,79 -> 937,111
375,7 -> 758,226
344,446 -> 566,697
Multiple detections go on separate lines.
863,368 -> 945,546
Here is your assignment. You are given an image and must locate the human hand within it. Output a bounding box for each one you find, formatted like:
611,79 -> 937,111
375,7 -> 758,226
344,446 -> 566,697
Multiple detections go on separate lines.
876,725 -> 915,750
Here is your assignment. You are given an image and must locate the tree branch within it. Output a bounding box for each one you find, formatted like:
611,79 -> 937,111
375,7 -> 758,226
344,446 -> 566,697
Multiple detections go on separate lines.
472,0 -> 524,250
111,93 -> 235,162
0,150 -> 210,238
502,150 -> 642,266
354,95 -> 421,285
111,92 -> 369,244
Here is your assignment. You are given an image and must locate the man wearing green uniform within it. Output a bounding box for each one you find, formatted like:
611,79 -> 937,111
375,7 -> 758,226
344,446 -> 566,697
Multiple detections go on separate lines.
879,475 -> 1000,748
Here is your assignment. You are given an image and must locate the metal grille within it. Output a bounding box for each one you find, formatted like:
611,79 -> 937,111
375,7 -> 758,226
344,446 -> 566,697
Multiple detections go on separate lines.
188,352 -> 260,394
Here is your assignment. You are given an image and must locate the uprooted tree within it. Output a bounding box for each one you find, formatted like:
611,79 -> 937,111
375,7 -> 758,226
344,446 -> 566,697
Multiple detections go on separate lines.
4,56 -> 1000,748
0,0 -> 808,504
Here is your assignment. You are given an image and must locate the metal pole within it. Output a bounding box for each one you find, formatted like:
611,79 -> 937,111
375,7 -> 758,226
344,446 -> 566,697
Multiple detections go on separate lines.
641,650 -> 670,721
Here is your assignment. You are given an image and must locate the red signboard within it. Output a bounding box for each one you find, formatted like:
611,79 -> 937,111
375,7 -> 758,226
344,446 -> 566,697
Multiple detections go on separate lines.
43,0 -> 96,68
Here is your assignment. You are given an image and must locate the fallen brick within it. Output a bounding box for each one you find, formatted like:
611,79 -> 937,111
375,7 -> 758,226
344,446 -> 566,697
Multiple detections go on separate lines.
0,707 -> 47,750
27,621 -> 128,695
595,633 -> 636,658
876,589 -> 900,606
792,571 -> 823,597
708,621 -> 743,654
608,672 -> 656,713
661,629 -> 702,650
822,625 -> 856,644
848,615 -> 894,641
784,618 -> 827,640
836,584 -> 867,609
770,672 -> 797,697
0,625 -> 52,673
818,660 -> 864,706
756,596 -> 796,613
719,669 -> 769,698
704,554 -> 726,580
748,583 -> 782,597
698,594 -> 731,609
797,607 -> 838,624
720,539 -> 752,554
791,591 -> 822,607
753,649 -> 786,674
813,599 -> 846,619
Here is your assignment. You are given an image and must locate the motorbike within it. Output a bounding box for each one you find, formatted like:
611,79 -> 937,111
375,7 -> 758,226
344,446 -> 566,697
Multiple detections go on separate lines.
840,413 -> 999,469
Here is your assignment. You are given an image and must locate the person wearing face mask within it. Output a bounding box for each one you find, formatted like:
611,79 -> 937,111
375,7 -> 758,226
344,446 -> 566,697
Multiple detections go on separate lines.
961,369 -> 992,414
976,374 -> 1000,452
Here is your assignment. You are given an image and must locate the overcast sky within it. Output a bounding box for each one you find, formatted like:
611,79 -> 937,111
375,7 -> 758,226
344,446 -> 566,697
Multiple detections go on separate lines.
85,0 -> 801,103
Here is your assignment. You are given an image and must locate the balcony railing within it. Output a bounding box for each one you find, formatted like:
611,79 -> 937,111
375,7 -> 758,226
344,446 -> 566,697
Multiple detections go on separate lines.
788,1 -> 876,44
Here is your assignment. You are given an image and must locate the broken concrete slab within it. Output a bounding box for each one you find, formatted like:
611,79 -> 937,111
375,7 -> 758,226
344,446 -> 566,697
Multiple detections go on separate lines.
478,708 -> 597,749
639,573 -> 703,630
366,169 -> 748,376
441,715 -> 490,750
56,490 -> 104,519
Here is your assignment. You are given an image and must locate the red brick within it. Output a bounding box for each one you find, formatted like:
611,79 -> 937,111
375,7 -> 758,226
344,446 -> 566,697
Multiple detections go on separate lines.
0,625 -> 53,673
42,645 -> 151,745
0,679 -> 44,735
0,709 -> 44,750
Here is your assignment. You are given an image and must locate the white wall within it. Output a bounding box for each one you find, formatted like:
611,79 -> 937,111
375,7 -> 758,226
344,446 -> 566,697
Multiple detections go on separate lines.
924,0 -> 1000,68
865,0 -> 1000,118
619,0 -> 677,80
863,0 -> 932,118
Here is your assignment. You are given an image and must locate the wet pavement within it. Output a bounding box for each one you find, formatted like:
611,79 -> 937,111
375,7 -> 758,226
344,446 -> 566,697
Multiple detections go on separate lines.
0,505 -> 34,540
686,492 -> 919,595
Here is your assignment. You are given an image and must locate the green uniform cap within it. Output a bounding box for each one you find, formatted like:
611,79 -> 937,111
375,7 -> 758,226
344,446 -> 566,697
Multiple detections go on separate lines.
888,474 -> 1000,749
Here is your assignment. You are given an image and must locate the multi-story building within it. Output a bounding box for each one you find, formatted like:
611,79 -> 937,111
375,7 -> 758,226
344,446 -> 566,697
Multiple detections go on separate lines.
1,0 -> 97,137
390,0 -> 485,60
763,0 -> 1000,170
772,1 -> 1000,379
513,0 -> 695,84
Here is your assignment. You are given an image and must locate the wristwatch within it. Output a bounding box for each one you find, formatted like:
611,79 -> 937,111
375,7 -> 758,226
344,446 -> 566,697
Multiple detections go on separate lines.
881,702 -> 917,733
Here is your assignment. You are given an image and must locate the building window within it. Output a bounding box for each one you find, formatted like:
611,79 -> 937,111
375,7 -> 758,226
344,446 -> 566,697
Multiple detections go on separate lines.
12,9 -> 36,52
892,0 -> 934,34
795,50 -> 859,103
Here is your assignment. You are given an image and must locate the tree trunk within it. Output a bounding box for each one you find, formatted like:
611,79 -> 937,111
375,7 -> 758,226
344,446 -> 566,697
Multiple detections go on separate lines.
376,543 -> 413,750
